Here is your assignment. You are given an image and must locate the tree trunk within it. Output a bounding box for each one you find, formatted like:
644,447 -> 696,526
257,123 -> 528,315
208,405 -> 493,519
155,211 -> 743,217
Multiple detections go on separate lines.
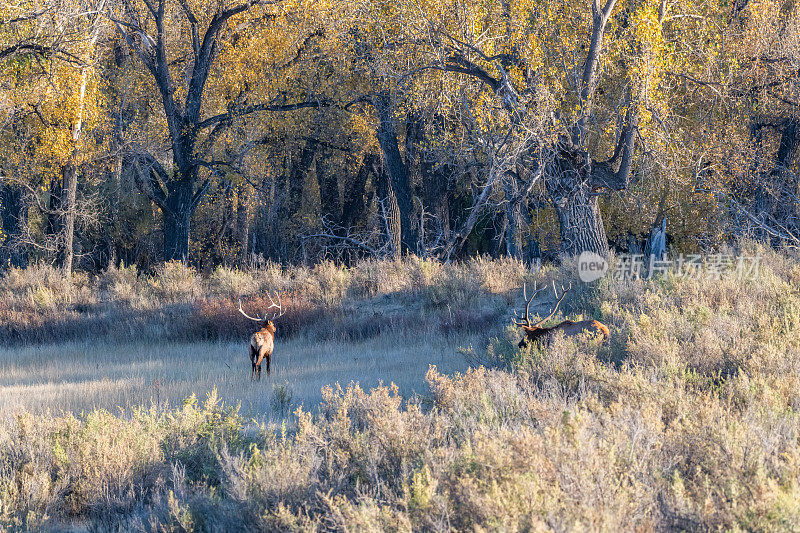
46,178 -> 63,243
342,153 -> 376,229
236,184 -> 250,267
315,154 -> 341,225
260,173 -> 280,261
214,180 -> 235,264
551,184 -> 609,256
502,176 -> 525,258
376,170 -> 402,259
644,217 -> 667,260
163,181 -> 194,261
442,166 -> 499,260
422,163 -> 450,238
383,186 -> 402,260
492,212 -> 507,258
505,205 -> 522,258
59,162 -> 78,276
107,143 -> 124,268
288,140 -> 318,219
374,93 -> 417,254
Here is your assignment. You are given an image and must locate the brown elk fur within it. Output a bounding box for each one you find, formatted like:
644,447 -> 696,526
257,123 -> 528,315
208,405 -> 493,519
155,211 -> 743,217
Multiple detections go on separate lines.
249,321 -> 276,380
518,319 -> 609,348
514,281 -> 610,348
239,296 -> 283,381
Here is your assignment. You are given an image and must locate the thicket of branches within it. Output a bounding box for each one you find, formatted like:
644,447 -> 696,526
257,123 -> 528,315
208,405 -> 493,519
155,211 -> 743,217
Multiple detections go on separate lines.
0,0 -> 798,273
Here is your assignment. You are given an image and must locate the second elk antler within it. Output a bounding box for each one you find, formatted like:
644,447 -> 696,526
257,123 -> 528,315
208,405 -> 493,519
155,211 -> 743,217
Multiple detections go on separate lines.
514,281 -> 609,348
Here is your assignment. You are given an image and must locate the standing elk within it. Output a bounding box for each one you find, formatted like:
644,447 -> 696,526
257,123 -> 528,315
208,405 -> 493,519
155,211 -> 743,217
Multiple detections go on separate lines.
238,294 -> 284,380
514,281 -> 609,348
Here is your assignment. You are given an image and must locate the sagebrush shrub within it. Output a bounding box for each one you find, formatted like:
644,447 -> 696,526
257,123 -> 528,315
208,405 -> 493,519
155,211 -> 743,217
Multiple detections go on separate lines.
146,261 -> 201,302
3,242 -> 800,530
98,263 -> 139,302
209,266 -> 259,298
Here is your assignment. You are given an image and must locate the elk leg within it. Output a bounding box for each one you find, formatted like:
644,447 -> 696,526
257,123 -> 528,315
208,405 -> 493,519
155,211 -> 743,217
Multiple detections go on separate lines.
255,348 -> 269,380
255,354 -> 262,381
265,355 -> 271,376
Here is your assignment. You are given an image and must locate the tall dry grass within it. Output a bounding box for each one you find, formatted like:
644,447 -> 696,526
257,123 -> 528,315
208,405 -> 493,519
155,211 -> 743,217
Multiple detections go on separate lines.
2,244 -> 800,530
0,256 -> 528,346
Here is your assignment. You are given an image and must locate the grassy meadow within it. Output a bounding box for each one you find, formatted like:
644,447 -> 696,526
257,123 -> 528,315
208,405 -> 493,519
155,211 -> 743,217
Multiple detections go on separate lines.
0,256 -> 516,418
0,334 -> 473,418
2,245 -> 800,530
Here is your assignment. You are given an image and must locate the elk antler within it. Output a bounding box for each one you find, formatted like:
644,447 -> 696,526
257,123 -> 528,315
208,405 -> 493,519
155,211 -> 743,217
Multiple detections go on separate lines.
266,292 -> 285,320
532,281 -> 572,328
238,293 -> 285,322
513,281 -> 549,327
238,299 -> 265,322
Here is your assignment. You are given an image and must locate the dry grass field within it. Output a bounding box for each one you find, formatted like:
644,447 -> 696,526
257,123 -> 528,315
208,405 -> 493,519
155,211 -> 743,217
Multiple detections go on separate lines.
3,246 -> 800,531
0,332 -> 474,418
0,257 -> 513,420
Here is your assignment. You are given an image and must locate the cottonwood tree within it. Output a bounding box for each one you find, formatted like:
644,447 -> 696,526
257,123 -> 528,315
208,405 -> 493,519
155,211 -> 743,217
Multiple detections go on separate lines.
330,3 -> 421,256
4,0 -> 798,272
108,0 -> 330,261
400,0 -> 721,256
0,0 -> 107,274
716,0 -> 800,244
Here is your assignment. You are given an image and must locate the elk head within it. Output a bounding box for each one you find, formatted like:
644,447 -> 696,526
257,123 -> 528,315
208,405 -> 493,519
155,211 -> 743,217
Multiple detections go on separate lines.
238,293 -> 285,380
514,281 -> 609,347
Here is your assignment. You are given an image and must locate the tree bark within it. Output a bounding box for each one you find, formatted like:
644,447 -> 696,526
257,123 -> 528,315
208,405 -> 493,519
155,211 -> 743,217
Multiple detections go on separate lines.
374,93 -> 417,254
163,180 -> 194,262
59,162 -> 78,276
383,186 -> 402,260
236,184 -> 250,267
550,181 -> 609,256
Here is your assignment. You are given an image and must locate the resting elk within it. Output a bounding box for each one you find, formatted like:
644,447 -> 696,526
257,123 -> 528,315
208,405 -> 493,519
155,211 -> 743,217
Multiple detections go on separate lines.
238,294 -> 284,380
514,281 -> 609,348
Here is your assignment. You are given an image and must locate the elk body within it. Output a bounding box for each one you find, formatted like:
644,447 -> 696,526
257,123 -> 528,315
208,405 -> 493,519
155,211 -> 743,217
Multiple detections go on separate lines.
238,295 -> 284,380
514,281 -> 609,348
